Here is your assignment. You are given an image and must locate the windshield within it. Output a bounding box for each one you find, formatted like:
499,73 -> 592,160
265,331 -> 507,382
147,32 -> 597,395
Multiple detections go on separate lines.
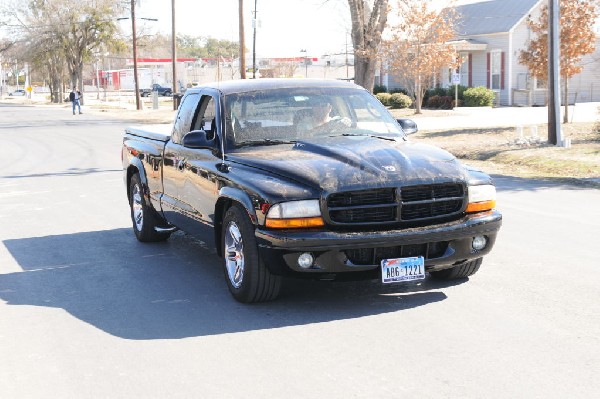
224,87 -> 405,148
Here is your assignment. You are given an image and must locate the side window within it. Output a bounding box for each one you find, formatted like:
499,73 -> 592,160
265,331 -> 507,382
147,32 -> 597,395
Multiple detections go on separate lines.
172,93 -> 200,144
192,95 -> 217,141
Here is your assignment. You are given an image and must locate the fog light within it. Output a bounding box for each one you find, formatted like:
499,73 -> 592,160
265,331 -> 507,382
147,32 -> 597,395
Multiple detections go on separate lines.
472,236 -> 487,251
297,253 -> 314,269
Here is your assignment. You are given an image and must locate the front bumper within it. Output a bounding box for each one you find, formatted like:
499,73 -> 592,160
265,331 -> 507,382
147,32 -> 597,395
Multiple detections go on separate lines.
255,210 -> 502,277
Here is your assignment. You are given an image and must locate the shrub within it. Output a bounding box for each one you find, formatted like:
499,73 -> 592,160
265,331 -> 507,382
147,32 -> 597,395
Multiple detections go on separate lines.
463,86 -> 496,107
446,85 -> 468,102
425,85 -> 468,106
424,87 -> 447,105
427,95 -> 453,109
373,84 -> 388,94
390,87 -> 409,95
375,92 -> 392,106
389,92 -> 413,109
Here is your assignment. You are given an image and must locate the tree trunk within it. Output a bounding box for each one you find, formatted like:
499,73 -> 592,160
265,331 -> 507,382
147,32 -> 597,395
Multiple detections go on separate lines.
354,54 -> 377,93
563,76 -> 569,123
78,63 -> 84,105
347,0 -> 388,92
414,77 -> 422,114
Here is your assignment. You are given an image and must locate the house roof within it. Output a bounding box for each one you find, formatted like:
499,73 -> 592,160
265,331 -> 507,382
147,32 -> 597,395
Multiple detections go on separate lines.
454,0 -> 542,36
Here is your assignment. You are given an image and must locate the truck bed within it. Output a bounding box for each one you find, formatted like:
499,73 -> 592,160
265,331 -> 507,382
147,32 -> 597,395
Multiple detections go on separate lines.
125,124 -> 172,142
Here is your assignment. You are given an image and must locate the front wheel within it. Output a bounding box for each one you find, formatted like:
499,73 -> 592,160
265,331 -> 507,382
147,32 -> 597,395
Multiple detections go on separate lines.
429,258 -> 483,280
129,173 -> 171,242
222,205 -> 282,303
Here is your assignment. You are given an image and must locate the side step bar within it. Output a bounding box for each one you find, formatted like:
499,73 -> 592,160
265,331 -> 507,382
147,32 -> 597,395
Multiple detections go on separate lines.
155,226 -> 178,233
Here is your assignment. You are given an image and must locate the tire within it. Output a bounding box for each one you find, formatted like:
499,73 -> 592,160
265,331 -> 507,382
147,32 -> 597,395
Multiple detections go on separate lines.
129,173 -> 171,242
222,205 -> 282,303
163,91 -> 172,97
429,258 -> 483,280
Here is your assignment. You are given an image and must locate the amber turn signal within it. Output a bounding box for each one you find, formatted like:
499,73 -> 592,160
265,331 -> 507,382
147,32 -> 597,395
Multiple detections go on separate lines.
265,217 -> 325,229
466,200 -> 496,213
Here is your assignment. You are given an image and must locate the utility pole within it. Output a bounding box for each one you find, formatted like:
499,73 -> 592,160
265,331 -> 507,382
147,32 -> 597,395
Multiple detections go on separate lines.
252,0 -> 257,79
547,0 -> 562,145
239,0 -> 246,79
345,34 -> 349,79
131,0 -> 141,110
172,0 -> 178,109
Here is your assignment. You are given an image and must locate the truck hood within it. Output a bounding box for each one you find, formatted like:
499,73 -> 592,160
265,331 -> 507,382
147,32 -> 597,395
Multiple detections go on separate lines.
228,136 -> 469,192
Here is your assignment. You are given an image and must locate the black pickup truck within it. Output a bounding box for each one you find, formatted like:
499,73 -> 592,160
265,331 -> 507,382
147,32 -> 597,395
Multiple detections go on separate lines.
140,83 -> 172,97
122,78 -> 502,303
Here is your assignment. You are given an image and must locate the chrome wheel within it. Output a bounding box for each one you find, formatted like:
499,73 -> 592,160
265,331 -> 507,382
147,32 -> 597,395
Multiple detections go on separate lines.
224,221 -> 244,288
132,183 -> 144,232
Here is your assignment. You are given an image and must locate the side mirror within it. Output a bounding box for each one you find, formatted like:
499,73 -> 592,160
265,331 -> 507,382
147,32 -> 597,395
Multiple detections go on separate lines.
182,130 -> 213,149
397,118 -> 418,135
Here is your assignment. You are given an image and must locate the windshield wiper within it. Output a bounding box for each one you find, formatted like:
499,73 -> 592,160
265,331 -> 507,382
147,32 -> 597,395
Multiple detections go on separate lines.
237,139 -> 296,147
333,133 -> 396,142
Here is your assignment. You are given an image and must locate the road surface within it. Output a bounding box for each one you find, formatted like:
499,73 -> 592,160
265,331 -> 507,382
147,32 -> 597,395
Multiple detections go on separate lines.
1,102 -> 598,398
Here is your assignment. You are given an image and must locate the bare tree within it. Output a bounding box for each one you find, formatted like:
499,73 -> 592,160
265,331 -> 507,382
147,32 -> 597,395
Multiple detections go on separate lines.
347,0 -> 389,92
383,0 -> 459,114
1,0 -> 124,103
519,0 -> 598,124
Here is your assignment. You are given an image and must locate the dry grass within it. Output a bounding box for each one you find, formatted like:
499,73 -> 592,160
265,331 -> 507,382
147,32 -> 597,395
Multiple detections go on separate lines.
411,122 -> 600,183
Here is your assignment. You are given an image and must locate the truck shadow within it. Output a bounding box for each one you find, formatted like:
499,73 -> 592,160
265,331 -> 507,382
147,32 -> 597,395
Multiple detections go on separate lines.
1,228 -> 464,340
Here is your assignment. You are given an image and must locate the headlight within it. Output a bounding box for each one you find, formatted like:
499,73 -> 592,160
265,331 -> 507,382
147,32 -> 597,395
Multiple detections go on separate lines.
466,185 -> 496,213
266,200 -> 324,228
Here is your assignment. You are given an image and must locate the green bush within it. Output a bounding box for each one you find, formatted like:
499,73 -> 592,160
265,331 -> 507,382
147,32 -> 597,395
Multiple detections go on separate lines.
424,85 -> 468,106
389,93 -> 413,109
373,84 -> 388,94
390,88 -> 409,95
463,86 -> 496,107
447,85 -> 468,102
376,92 -> 392,106
424,87 -> 446,105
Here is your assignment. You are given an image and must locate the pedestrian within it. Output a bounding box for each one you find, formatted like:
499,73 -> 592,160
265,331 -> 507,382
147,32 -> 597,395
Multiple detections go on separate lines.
69,87 -> 82,115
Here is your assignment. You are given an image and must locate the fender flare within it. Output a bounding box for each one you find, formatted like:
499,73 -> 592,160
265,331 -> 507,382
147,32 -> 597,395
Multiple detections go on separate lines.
215,187 -> 259,257
218,186 -> 258,223
125,157 -> 149,203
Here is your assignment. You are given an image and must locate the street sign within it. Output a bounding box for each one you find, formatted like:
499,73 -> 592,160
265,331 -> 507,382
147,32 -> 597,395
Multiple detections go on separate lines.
452,73 -> 461,85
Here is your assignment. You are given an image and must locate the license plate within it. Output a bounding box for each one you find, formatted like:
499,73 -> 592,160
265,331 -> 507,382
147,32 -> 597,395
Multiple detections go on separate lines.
381,256 -> 425,284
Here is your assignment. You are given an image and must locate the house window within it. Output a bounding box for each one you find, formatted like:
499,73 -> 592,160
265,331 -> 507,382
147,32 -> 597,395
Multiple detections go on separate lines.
459,54 -> 469,86
490,51 -> 502,90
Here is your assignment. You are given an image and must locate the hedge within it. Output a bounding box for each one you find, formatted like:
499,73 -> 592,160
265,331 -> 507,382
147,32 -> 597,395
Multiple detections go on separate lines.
463,86 -> 496,107
375,92 -> 392,106
389,93 -> 413,109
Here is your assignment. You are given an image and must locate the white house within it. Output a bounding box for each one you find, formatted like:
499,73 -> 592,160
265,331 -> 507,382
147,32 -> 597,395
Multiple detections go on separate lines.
383,0 -> 600,106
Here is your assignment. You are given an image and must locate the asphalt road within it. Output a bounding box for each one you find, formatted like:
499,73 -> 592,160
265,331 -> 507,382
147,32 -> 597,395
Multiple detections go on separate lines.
1,102 -> 599,398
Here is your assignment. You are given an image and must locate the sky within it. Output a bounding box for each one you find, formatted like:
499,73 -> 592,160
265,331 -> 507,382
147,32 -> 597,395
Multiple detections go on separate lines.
136,0 -> 353,58
0,0 -> 479,58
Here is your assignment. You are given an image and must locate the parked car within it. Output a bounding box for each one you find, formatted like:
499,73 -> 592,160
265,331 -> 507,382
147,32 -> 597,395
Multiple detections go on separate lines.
9,89 -> 26,96
122,78 -> 502,303
140,84 -> 172,97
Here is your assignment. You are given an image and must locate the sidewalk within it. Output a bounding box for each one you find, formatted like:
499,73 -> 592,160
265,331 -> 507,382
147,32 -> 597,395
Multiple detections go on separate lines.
405,102 -> 600,131
3,94 -> 599,131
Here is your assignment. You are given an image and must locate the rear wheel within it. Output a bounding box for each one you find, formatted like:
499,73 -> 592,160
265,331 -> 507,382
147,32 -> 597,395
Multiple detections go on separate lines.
222,205 -> 282,303
129,173 -> 170,242
429,258 -> 482,280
